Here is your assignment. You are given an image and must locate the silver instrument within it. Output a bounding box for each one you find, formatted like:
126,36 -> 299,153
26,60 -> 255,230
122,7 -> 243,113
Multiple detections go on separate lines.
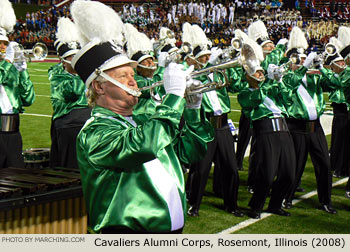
153,30 -> 175,56
13,42 -> 48,63
218,37 -> 243,62
140,43 -> 256,101
311,43 -> 337,68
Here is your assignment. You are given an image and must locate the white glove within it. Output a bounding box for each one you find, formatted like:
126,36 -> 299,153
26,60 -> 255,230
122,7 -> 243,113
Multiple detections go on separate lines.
277,38 -> 288,46
267,64 -> 283,81
157,52 -> 169,67
13,61 -> 27,72
208,47 -> 223,65
4,41 -> 17,63
313,55 -> 323,70
163,63 -> 192,97
303,52 -> 318,69
185,78 -> 203,109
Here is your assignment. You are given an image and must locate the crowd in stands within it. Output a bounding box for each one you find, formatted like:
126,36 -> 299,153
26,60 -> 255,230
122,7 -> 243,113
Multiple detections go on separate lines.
7,0 -> 350,53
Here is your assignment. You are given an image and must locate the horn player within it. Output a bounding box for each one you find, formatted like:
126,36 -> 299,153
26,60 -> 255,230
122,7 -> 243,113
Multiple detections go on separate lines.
238,38 -> 296,219
0,0 -> 35,169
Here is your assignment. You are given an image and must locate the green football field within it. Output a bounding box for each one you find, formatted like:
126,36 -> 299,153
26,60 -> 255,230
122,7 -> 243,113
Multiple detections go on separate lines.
21,62 -> 350,234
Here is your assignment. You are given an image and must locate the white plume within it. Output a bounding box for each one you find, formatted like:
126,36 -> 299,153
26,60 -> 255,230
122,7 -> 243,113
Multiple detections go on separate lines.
329,37 -> 343,52
56,17 -> 80,43
247,20 -> 268,42
182,22 -> 193,44
287,26 -> 308,51
159,27 -> 176,45
234,29 -> 250,43
126,31 -> 152,59
123,23 -> 138,42
245,36 -> 264,62
338,26 -> 350,51
70,0 -> 124,46
191,24 -> 209,48
0,0 -> 16,32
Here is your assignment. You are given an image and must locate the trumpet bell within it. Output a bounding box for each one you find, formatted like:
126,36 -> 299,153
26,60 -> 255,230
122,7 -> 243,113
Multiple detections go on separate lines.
324,43 -> 337,56
32,42 -> 48,60
231,38 -> 243,51
241,44 -> 260,76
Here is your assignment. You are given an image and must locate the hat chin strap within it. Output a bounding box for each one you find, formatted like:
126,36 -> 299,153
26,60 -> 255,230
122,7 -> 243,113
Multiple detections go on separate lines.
333,62 -> 346,70
98,71 -> 142,97
137,64 -> 157,70
61,58 -> 72,65
249,74 -> 265,83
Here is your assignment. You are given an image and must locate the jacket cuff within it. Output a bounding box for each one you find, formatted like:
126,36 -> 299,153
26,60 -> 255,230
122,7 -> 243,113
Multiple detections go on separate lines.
162,93 -> 185,113
183,108 -> 201,123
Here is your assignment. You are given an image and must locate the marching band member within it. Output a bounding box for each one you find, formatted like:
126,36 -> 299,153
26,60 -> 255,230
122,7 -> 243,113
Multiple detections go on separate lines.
325,37 -> 350,178
186,24 -> 244,218
70,0 -> 213,234
238,37 -> 296,219
48,17 -> 90,169
0,0 -> 35,168
338,26 -> 350,199
124,23 -> 161,115
281,27 -> 337,214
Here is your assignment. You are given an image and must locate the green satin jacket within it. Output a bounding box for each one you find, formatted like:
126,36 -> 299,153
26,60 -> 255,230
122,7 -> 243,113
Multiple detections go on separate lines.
133,72 -> 162,116
48,64 -> 88,120
282,66 -> 340,120
261,44 -> 286,71
0,60 -> 35,114
76,94 -> 214,233
238,78 -> 291,121
196,64 -> 244,115
331,67 -> 350,107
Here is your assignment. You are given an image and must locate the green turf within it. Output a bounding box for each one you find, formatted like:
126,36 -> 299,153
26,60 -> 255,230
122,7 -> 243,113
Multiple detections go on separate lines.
22,62 -> 350,234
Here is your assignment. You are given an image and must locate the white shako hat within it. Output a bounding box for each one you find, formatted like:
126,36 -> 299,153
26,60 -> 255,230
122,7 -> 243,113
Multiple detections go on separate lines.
286,26 -> 308,59
242,35 -> 264,76
158,27 -> 178,55
70,0 -> 136,88
54,17 -> 81,59
338,26 -> 350,60
324,37 -> 343,66
247,20 -> 273,47
190,24 -> 211,59
181,22 -> 194,59
124,23 -> 153,64
0,0 -> 16,43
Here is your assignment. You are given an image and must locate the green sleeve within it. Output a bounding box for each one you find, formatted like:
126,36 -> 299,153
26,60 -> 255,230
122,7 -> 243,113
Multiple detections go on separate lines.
18,70 -> 35,107
174,108 -> 214,164
81,94 -> 186,169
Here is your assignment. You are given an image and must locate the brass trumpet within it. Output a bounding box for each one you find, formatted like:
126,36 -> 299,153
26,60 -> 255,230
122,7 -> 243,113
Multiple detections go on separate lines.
218,37 -> 243,62
311,43 -> 337,68
13,42 -> 48,63
153,29 -> 175,56
163,42 -> 192,65
139,43 -> 255,101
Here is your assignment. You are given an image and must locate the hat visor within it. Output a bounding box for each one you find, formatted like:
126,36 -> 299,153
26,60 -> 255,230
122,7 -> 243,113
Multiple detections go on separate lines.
137,54 -> 153,64
0,35 -> 9,43
195,49 -> 211,59
331,56 -> 344,65
61,49 -> 80,59
85,55 -> 137,87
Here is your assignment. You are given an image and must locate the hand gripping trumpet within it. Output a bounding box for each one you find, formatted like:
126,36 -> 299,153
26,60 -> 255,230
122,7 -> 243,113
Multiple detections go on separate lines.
311,43 -> 337,68
138,43 -> 256,101
13,42 -> 48,63
218,37 -> 243,62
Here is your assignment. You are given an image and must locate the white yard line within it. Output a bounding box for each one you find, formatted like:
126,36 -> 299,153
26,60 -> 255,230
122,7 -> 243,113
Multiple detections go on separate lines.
218,177 -> 348,234
30,74 -> 48,77
21,113 -> 51,118
36,95 -> 50,98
